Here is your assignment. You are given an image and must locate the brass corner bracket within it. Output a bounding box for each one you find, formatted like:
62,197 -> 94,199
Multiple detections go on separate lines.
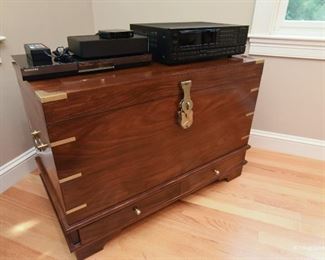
50,137 -> 76,148
65,204 -> 87,215
232,55 -> 264,65
255,58 -> 264,64
59,172 -> 82,184
35,90 -> 68,104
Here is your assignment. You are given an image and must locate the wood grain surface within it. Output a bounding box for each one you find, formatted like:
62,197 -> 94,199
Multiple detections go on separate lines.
48,82 -> 256,221
1,148 -> 324,260
27,59 -> 262,125
14,66 -> 66,211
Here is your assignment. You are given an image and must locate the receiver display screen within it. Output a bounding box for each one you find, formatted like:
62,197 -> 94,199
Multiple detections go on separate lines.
178,30 -> 216,46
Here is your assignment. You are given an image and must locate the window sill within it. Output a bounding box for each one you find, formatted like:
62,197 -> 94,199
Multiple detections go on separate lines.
248,34 -> 325,60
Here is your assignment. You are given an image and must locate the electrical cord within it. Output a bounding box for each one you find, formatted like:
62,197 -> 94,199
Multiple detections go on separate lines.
52,47 -> 74,63
42,47 -> 74,63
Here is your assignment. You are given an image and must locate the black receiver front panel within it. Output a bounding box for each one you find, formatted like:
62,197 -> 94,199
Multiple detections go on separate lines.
130,22 -> 249,64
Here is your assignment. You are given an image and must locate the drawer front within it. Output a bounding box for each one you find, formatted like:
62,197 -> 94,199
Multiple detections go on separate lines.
180,145 -> 247,194
79,183 -> 180,244
48,78 -> 256,223
78,146 -> 247,244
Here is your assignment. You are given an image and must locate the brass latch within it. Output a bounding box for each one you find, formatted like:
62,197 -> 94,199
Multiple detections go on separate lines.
31,130 -> 49,152
178,80 -> 193,129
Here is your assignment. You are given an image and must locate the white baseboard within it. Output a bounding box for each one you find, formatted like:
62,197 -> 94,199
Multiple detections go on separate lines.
0,147 -> 37,193
249,129 -> 325,161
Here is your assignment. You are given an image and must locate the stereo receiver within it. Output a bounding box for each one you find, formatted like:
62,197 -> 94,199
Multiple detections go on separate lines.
130,22 -> 249,64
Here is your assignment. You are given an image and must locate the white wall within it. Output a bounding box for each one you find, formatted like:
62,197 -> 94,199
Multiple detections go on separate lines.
92,0 -> 255,30
0,0 -> 95,165
252,57 -> 325,140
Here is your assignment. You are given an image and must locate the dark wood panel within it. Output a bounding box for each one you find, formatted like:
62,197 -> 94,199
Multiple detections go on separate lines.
47,81 -> 256,223
49,78 -> 257,175
78,147 -> 247,245
13,65 -> 66,210
179,145 -> 247,193
38,60 -> 262,125
79,182 -> 180,244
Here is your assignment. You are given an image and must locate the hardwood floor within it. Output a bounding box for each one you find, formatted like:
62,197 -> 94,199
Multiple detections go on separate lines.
0,148 -> 324,260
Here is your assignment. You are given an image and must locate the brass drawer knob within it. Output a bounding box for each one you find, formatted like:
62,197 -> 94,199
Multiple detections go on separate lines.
214,169 -> 220,176
133,207 -> 141,216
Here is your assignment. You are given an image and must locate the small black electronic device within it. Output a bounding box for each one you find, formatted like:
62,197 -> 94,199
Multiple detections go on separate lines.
130,22 -> 249,64
12,53 -> 152,81
67,34 -> 148,59
24,43 -> 52,65
98,29 -> 134,39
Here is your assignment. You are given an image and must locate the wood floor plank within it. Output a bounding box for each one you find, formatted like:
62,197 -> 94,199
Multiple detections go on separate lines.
13,171 -> 48,199
258,231 -> 324,260
246,161 -> 324,187
0,236 -> 53,260
0,148 -> 324,259
173,202 -> 322,259
183,194 -> 302,231
206,178 -> 325,218
240,172 -> 325,202
246,149 -> 325,176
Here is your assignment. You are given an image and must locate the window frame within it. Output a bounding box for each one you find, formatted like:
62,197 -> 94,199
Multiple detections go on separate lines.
248,0 -> 325,60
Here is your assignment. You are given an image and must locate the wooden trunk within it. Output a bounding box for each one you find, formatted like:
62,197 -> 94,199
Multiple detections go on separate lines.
14,56 -> 263,259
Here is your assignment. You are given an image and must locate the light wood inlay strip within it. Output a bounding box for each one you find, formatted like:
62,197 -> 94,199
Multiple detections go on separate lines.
59,173 -> 82,184
246,112 -> 254,117
250,88 -> 259,93
51,137 -> 76,148
241,135 -> 250,140
65,204 -> 87,215
255,59 -> 264,64
35,90 -> 67,103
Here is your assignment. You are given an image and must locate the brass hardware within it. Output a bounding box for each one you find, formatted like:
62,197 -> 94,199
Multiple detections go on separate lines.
241,135 -> 250,140
178,80 -> 194,129
59,172 -> 82,184
31,130 -> 40,136
246,112 -> 254,117
232,55 -> 264,65
250,88 -> 259,93
51,137 -> 76,148
31,130 -> 49,152
65,204 -> 87,215
133,207 -> 141,216
37,143 -> 49,150
214,170 -> 220,176
35,90 -> 68,104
